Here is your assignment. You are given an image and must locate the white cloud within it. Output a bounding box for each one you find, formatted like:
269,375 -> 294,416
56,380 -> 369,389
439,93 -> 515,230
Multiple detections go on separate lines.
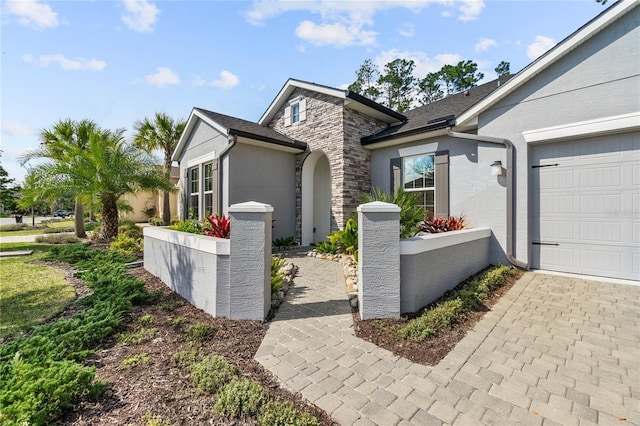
398,23 -> 415,38
375,49 -> 461,77
6,0 -> 58,30
527,35 -> 556,60
23,54 -> 106,71
475,37 -> 496,52
144,67 -> 180,87
121,0 -> 160,33
209,71 -> 240,89
2,121 -> 32,136
457,0 -> 485,22
295,20 -> 376,47
191,75 -> 207,87
244,1 -> 484,47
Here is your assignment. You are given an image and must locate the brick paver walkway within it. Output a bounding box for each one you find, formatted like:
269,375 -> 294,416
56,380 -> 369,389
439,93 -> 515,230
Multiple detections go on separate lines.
255,251 -> 640,425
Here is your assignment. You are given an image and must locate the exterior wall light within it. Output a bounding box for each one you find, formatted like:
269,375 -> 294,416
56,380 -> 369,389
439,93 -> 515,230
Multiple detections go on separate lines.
491,160 -> 503,176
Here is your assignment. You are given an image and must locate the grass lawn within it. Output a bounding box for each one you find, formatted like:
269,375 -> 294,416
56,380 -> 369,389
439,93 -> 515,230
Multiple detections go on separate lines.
0,248 -> 75,338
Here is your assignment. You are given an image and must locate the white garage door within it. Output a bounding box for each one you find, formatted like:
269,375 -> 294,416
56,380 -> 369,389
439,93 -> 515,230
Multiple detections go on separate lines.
531,132 -> 640,281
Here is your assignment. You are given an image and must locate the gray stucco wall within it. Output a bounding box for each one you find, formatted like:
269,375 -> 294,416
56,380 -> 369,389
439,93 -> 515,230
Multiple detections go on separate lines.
370,135 -> 509,265
144,229 -> 230,318
227,141 -> 297,240
400,232 -> 491,314
477,5 -> 640,266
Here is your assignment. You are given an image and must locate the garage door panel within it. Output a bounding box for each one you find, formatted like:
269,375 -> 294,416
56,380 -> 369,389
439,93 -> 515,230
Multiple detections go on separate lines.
531,133 -> 639,281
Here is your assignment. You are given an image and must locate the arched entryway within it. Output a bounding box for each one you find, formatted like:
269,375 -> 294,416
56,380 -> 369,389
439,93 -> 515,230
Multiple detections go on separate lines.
301,151 -> 331,246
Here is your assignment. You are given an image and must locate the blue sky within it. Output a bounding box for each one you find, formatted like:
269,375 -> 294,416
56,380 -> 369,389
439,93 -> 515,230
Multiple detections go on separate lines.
1,0 -> 610,183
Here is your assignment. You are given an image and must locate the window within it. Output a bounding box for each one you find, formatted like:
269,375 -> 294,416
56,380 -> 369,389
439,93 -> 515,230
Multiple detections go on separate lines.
189,167 -> 199,219
203,162 -> 214,217
403,154 -> 435,216
284,97 -> 306,126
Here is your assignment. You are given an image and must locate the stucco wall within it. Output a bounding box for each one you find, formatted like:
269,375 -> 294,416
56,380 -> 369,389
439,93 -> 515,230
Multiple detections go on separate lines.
476,6 -> 640,266
227,141 -> 297,240
370,135 -> 509,265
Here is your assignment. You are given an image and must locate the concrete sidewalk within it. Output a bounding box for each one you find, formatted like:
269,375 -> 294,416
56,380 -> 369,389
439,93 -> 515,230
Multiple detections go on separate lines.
255,251 -> 640,425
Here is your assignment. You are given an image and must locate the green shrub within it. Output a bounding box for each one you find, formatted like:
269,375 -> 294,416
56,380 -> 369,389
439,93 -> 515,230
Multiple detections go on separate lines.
185,323 -> 217,343
398,265 -> 516,342
84,222 -> 101,231
0,223 -> 26,232
271,255 -> 286,294
149,217 -> 165,226
172,348 -> 201,370
122,353 -> 150,367
259,400 -> 320,426
213,378 -> 267,418
328,218 -> 358,256
117,328 -> 157,345
0,243 -> 147,424
273,236 -> 296,248
313,241 -> 338,254
190,355 -> 239,395
359,187 -> 425,238
43,226 -> 75,234
118,219 -> 136,227
35,234 -> 80,244
118,224 -> 143,240
109,233 -> 142,256
136,314 -> 154,325
169,219 -> 203,235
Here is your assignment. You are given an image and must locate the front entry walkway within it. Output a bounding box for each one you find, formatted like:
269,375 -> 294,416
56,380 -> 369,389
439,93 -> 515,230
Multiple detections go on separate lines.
254,251 -> 640,426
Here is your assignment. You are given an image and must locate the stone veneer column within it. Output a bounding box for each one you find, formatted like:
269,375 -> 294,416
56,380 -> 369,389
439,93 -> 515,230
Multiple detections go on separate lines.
228,201 -> 273,320
357,201 -> 401,320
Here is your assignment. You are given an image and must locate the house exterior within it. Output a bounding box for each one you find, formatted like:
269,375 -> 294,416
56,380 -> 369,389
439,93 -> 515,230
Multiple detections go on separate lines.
173,0 -> 639,282
119,166 -> 180,223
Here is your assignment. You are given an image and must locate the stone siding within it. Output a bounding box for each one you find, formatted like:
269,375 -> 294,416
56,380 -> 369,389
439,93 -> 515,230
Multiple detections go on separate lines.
269,88 -> 388,239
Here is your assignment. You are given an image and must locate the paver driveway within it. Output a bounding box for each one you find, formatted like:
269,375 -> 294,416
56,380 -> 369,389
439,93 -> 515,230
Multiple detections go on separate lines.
255,252 -> 640,425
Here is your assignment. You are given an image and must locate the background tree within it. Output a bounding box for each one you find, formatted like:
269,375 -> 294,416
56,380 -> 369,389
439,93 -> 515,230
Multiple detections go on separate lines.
417,72 -> 445,105
17,169 -> 50,225
378,58 -> 416,112
494,61 -> 511,77
22,119 -> 100,237
452,60 -> 484,92
31,127 -> 173,239
347,59 -> 381,101
133,112 -> 186,225
0,152 -> 19,213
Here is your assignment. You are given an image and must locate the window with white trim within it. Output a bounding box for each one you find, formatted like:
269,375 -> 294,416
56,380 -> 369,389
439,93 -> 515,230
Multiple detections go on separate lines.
188,166 -> 199,219
203,162 -> 214,217
403,153 -> 435,217
284,97 -> 306,126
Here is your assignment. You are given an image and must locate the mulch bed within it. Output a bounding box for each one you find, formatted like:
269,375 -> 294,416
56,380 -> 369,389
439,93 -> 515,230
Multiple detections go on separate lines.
351,271 -> 520,366
58,266 -> 336,426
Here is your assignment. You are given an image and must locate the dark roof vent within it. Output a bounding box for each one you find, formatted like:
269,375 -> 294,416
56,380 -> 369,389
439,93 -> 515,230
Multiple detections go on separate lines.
464,90 -> 470,96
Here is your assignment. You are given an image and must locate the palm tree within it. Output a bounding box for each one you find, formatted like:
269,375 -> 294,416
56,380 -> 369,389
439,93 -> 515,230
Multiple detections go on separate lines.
31,127 -> 173,240
21,119 -> 99,237
132,112 -> 186,225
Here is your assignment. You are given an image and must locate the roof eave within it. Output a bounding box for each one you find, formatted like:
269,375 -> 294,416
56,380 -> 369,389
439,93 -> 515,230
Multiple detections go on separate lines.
172,108 -> 230,162
361,115 -> 455,146
230,129 -> 307,152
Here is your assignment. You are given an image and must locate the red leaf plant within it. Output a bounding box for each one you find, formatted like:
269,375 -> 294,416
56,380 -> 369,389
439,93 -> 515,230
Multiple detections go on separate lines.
418,215 -> 468,233
202,213 -> 230,239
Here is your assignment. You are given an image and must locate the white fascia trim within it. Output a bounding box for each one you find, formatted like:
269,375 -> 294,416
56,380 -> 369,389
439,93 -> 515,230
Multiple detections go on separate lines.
400,227 -> 491,256
172,109 -> 230,162
144,226 -> 230,255
456,1 -> 638,128
523,112 -> 640,143
186,151 -> 217,168
258,79 -> 345,125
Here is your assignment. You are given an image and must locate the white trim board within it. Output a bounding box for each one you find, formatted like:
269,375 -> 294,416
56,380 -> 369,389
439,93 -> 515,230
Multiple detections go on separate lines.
523,112 -> 640,143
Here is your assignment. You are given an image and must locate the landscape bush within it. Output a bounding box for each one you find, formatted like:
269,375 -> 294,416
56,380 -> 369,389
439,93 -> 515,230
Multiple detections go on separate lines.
258,400 -> 321,426
185,323 -> 217,343
0,223 -> 26,232
110,233 -> 142,256
201,213 -> 230,239
0,243 -> 146,425
148,217 -> 165,226
169,219 -> 203,235
418,215 -> 468,233
271,255 -> 286,293
398,264 -> 516,342
273,236 -> 296,248
42,226 -> 75,234
190,355 -> 239,395
213,378 -> 267,418
35,234 -> 80,244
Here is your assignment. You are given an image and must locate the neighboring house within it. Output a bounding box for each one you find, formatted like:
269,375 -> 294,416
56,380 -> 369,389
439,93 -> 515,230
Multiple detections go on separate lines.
173,0 -> 639,282
120,166 -> 180,222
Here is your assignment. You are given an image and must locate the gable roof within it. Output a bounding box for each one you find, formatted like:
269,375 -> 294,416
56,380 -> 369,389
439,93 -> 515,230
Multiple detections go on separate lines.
362,75 -> 513,145
172,107 -> 307,161
258,78 -> 406,126
456,0 -> 638,127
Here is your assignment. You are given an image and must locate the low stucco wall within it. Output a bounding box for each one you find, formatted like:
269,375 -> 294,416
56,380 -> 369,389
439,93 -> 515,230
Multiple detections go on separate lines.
143,226 -> 231,318
399,227 -> 492,314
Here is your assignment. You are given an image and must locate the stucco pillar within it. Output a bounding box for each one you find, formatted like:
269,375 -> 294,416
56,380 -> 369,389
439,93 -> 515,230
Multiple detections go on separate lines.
357,201 -> 401,320
228,201 -> 273,320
